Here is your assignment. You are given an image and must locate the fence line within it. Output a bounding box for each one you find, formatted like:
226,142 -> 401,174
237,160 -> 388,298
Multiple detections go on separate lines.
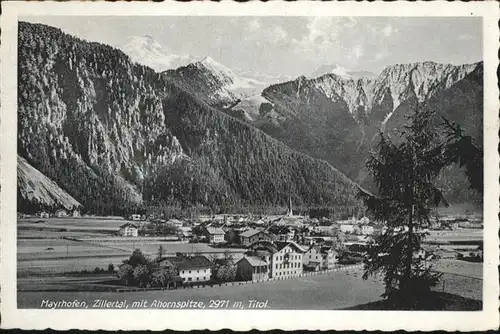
115,264 -> 363,292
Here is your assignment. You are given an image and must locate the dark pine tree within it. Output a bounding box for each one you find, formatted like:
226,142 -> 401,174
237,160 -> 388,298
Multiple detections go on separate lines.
360,108 -> 451,309
441,117 -> 483,196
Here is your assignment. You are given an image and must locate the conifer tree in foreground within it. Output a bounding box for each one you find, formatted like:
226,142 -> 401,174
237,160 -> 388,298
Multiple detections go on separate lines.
360,108 -> 451,309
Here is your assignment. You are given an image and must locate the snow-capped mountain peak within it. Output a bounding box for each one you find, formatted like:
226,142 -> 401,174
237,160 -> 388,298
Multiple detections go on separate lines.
200,56 -> 225,68
191,56 -> 269,95
195,56 -> 236,79
118,35 -> 199,72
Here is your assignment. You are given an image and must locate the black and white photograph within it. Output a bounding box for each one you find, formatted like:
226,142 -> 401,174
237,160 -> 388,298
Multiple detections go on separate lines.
1,1 -> 499,331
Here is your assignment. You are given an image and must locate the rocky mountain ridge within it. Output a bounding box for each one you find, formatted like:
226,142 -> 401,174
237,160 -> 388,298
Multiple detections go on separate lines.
258,61 -> 483,203
114,34 -> 485,206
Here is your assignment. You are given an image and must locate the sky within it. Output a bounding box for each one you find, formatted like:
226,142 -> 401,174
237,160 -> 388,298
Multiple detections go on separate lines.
21,16 -> 482,77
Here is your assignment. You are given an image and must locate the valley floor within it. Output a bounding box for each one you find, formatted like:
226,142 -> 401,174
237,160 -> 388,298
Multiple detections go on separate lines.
16,217 -> 483,310
19,267 -> 384,310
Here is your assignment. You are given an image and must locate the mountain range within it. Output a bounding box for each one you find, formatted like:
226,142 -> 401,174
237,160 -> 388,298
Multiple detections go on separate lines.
17,22 -> 365,215
160,50 -> 482,201
17,22 -> 483,214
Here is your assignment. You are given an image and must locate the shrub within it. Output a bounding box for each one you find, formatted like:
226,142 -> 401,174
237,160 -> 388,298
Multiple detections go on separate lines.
133,264 -> 151,288
117,264 -> 134,286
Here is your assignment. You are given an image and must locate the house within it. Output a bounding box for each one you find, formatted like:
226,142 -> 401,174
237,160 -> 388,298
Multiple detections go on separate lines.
357,216 -> 370,225
72,209 -> 81,217
303,245 -> 322,270
235,256 -> 269,281
312,221 -> 338,235
239,229 -> 273,247
267,225 -> 295,242
303,261 -> 321,271
180,225 -> 193,233
247,241 -> 304,279
254,219 -> 266,226
129,214 -> 142,221
55,209 -> 68,218
414,245 -> 438,261
119,223 -> 139,237
320,246 -> 337,269
469,222 -> 483,229
178,230 -> 193,240
166,219 -> 184,229
361,224 -> 375,235
458,221 -> 472,228
303,245 -> 337,270
340,224 -> 355,234
38,211 -> 50,218
224,228 -> 240,244
203,227 -> 225,244
429,220 -> 441,230
160,253 -> 212,284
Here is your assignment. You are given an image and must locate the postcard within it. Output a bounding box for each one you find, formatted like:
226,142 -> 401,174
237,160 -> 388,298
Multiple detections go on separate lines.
1,1 -> 499,331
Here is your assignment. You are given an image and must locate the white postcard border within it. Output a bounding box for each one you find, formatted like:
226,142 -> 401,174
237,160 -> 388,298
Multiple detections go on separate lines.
1,1 -> 499,331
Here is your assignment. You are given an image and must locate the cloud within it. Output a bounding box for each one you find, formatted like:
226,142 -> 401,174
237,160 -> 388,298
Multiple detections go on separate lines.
374,49 -> 390,61
248,18 -> 261,32
348,45 -> 364,61
291,17 -> 344,54
344,17 -> 358,28
382,24 -> 393,37
271,25 -> 288,43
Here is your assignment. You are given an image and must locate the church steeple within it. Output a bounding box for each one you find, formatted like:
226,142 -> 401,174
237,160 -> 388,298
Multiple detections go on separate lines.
287,193 -> 293,217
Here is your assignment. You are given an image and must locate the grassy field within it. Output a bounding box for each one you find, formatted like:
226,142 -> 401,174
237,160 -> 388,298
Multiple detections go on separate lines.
18,215 -> 246,275
434,259 -> 482,279
18,267 -> 386,309
436,203 -> 481,216
17,239 -> 130,260
432,272 -> 482,301
348,292 -> 481,311
18,256 -> 128,275
18,236 -> 246,275
427,229 -> 483,243
18,262 -> 482,309
19,217 -> 129,230
18,229 -> 111,239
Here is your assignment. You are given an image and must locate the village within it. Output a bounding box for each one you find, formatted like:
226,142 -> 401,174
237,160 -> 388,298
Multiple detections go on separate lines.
19,200 -> 484,292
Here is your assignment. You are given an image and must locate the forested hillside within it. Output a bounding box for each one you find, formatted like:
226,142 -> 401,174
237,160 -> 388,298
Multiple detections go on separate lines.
18,22 -> 364,215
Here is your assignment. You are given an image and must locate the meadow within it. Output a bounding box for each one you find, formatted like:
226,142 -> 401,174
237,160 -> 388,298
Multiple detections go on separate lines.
19,217 -> 128,231
17,217 -> 245,275
427,229 -> 482,242
433,259 -> 482,279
